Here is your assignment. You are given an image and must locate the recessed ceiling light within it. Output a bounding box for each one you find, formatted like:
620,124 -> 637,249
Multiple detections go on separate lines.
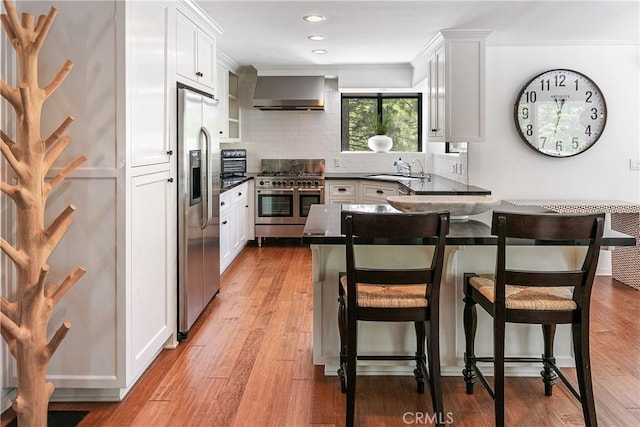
303,15 -> 326,23
308,35 -> 325,41
312,49 -> 327,55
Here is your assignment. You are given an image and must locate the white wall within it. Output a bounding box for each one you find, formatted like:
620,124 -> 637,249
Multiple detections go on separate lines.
471,43 -> 640,202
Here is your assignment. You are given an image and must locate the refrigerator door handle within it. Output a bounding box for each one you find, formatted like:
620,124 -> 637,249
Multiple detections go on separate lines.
200,127 -> 209,230
200,126 -> 210,230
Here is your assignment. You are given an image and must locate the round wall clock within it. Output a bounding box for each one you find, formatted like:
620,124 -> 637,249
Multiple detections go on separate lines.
513,69 -> 607,157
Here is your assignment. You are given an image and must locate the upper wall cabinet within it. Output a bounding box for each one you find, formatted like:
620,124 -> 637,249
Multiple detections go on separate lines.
420,30 -> 492,143
428,45 -> 445,141
176,10 -> 216,92
216,60 -> 241,142
129,0 -> 170,167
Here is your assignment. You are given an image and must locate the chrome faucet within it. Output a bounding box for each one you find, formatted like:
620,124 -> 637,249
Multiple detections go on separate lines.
410,159 -> 426,177
393,159 -> 411,176
393,158 -> 427,178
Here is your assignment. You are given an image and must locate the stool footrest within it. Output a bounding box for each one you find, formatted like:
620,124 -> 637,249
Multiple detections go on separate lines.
474,356 -> 543,363
357,355 -> 418,361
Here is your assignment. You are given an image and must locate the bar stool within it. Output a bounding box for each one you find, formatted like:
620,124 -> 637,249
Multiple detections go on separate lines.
337,210 -> 450,427
462,211 -> 605,427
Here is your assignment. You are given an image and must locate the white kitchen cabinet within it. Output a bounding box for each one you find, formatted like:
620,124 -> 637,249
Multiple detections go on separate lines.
129,0 -> 170,167
326,180 -> 358,205
176,10 -> 216,92
220,182 -> 250,273
220,191 -> 233,273
216,60 -> 241,142
129,170 -> 173,378
234,183 -> 249,248
126,0 -> 176,387
423,30 -> 491,143
216,64 -> 228,136
361,181 -> 399,204
428,45 -> 445,141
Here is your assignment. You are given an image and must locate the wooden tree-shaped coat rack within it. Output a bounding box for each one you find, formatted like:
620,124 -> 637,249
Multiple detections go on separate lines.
1,0 -> 86,425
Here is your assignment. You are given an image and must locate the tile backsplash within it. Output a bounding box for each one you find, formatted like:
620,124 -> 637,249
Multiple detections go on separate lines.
432,152 -> 468,184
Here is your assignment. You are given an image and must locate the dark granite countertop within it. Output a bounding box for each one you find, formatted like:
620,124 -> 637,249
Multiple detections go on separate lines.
301,204 -> 636,246
325,173 -> 491,195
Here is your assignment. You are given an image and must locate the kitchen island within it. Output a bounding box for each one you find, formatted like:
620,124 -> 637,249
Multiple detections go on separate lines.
302,204 -> 636,377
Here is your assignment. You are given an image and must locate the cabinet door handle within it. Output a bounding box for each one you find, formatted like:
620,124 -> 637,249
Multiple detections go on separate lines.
338,188 -> 347,192
219,130 -> 223,134
196,71 -> 203,77
376,190 -> 384,194
431,129 -> 438,132
167,150 -> 173,155
238,192 -> 242,196
222,220 -> 228,225
167,178 -> 174,183
221,201 -> 226,206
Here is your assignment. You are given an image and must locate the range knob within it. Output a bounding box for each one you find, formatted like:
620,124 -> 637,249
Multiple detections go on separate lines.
314,180 -> 319,186
297,180 -> 302,186
259,180 -> 265,186
289,180 -> 295,186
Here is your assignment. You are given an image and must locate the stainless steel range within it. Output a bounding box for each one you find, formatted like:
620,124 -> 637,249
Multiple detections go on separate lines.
255,159 -> 325,245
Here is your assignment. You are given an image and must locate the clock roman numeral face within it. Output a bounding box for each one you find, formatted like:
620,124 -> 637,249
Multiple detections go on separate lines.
514,69 -> 607,157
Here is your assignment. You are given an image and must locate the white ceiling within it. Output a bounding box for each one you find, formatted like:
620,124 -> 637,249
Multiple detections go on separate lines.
197,1 -> 640,68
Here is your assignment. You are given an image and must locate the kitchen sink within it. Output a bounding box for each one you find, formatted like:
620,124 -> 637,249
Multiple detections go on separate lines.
367,174 -> 423,182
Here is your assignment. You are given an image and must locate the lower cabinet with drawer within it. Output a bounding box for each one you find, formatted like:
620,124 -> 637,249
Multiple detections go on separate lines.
361,181 -> 399,204
326,180 -> 358,204
220,181 -> 250,273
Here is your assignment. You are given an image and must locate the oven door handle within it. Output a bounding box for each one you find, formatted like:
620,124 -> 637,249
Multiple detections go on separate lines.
298,187 -> 324,193
257,188 -> 295,194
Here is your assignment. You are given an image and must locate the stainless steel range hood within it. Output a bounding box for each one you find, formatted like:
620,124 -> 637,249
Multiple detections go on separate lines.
253,76 -> 325,110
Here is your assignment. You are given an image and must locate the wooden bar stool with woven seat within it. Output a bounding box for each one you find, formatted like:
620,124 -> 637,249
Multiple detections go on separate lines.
337,210 -> 450,427
462,211 -> 605,427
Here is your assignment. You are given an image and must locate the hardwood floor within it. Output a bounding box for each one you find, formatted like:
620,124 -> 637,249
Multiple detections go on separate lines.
2,244 -> 639,426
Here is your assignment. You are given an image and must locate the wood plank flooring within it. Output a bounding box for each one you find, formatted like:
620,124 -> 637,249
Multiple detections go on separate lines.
2,244 -> 639,426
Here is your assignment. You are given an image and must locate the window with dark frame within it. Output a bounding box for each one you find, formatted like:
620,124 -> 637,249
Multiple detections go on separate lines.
341,93 -> 422,152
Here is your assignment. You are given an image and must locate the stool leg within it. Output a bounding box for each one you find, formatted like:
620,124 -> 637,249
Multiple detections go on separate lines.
541,324 -> 558,396
346,313 -> 357,427
337,294 -> 347,393
414,321 -> 426,394
427,319 -> 445,427
462,282 -> 478,394
573,320 -> 597,427
494,315 -> 506,427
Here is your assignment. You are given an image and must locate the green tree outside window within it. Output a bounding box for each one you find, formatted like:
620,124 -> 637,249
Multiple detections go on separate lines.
341,93 -> 422,152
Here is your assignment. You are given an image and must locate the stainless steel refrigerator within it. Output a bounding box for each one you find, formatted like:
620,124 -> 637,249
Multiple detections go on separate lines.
177,86 -> 220,338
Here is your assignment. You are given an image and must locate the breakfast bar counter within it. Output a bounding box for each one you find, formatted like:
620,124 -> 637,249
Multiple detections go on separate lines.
302,204 -> 636,377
